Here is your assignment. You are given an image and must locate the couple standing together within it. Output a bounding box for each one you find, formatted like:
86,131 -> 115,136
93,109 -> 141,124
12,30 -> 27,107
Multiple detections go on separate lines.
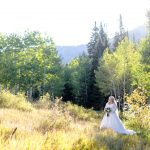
100,96 -> 136,135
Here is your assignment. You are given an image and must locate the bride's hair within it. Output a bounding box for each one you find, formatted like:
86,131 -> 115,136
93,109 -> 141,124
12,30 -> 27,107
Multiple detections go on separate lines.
109,96 -> 115,102
109,96 -> 119,116
109,96 -> 118,106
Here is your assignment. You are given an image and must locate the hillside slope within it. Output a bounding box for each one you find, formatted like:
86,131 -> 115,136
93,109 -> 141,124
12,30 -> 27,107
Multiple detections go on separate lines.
57,25 -> 147,63
57,45 -> 87,63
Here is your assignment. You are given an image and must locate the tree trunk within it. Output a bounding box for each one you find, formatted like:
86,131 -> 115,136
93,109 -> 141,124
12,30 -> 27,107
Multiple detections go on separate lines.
0,84 -> 2,93
85,70 -> 88,106
29,87 -> 33,101
112,81 -> 117,98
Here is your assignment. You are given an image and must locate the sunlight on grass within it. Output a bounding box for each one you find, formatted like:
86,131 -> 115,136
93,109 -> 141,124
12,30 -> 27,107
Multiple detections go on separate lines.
0,90 -> 33,111
0,93 -> 149,150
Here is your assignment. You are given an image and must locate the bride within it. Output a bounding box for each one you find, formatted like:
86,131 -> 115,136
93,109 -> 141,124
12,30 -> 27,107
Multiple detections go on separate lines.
100,96 -> 136,135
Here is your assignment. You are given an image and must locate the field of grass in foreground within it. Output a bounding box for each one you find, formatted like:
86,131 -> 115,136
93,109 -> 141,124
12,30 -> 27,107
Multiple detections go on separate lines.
0,91 -> 150,150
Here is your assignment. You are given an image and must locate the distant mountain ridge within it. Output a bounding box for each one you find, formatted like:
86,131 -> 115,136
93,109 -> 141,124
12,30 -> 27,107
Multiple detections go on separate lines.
57,45 -> 87,63
128,25 -> 147,42
57,25 -> 147,63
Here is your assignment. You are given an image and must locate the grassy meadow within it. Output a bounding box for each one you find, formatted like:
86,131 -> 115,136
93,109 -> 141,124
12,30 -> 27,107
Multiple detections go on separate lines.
0,91 -> 150,150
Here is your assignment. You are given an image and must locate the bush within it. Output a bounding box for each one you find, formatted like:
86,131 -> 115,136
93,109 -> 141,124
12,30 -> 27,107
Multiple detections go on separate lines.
0,90 -> 33,111
72,137 -> 100,150
124,88 -> 150,143
37,109 -> 72,133
64,102 -> 101,121
33,95 -> 62,110
126,87 -> 148,108
125,107 -> 150,143
33,93 -> 52,109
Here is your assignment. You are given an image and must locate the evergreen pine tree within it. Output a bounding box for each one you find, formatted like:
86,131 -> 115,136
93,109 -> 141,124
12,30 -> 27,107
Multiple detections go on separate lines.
113,14 -> 127,50
87,22 -> 108,109
62,66 -> 75,102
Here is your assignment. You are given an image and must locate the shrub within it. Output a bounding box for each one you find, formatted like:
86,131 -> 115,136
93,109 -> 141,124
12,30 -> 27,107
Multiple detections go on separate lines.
126,87 -> 148,108
72,137 -> 100,150
125,88 -> 150,143
33,95 -> 62,110
33,93 -> 52,109
64,102 -> 101,121
0,90 -> 33,111
125,107 -> 150,143
37,109 -> 72,133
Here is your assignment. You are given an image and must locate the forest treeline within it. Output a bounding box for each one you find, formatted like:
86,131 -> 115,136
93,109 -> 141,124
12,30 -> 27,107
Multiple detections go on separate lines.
0,14 -> 149,109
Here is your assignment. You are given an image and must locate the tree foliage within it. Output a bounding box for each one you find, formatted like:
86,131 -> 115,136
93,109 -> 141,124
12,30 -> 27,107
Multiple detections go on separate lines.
0,16 -> 149,110
113,14 -> 127,50
96,37 -> 150,105
87,22 -> 108,108
0,31 -> 63,99
62,53 -> 90,106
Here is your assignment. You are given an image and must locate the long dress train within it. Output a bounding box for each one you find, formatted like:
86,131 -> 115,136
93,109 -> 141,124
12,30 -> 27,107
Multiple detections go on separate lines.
100,103 -> 136,135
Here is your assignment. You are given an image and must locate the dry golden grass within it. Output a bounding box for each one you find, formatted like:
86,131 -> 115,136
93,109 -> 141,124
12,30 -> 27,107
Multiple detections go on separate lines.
0,108 -> 99,150
0,106 -> 149,150
0,92 -> 149,150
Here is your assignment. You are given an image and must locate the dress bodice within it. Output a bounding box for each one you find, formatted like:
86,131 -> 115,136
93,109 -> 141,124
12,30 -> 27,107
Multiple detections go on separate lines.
105,103 -> 117,112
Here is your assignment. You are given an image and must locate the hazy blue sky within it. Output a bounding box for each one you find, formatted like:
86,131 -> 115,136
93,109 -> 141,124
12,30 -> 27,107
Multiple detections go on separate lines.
0,0 -> 149,45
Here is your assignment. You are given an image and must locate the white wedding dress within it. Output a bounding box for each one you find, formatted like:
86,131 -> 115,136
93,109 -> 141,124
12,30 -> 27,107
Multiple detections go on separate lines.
100,102 -> 136,135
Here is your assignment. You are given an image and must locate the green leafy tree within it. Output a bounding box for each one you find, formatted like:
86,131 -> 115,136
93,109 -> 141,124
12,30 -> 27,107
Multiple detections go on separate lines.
0,31 -> 63,100
96,38 -> 143,111
138,39 -> 150,96
67,53 -> 90,106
